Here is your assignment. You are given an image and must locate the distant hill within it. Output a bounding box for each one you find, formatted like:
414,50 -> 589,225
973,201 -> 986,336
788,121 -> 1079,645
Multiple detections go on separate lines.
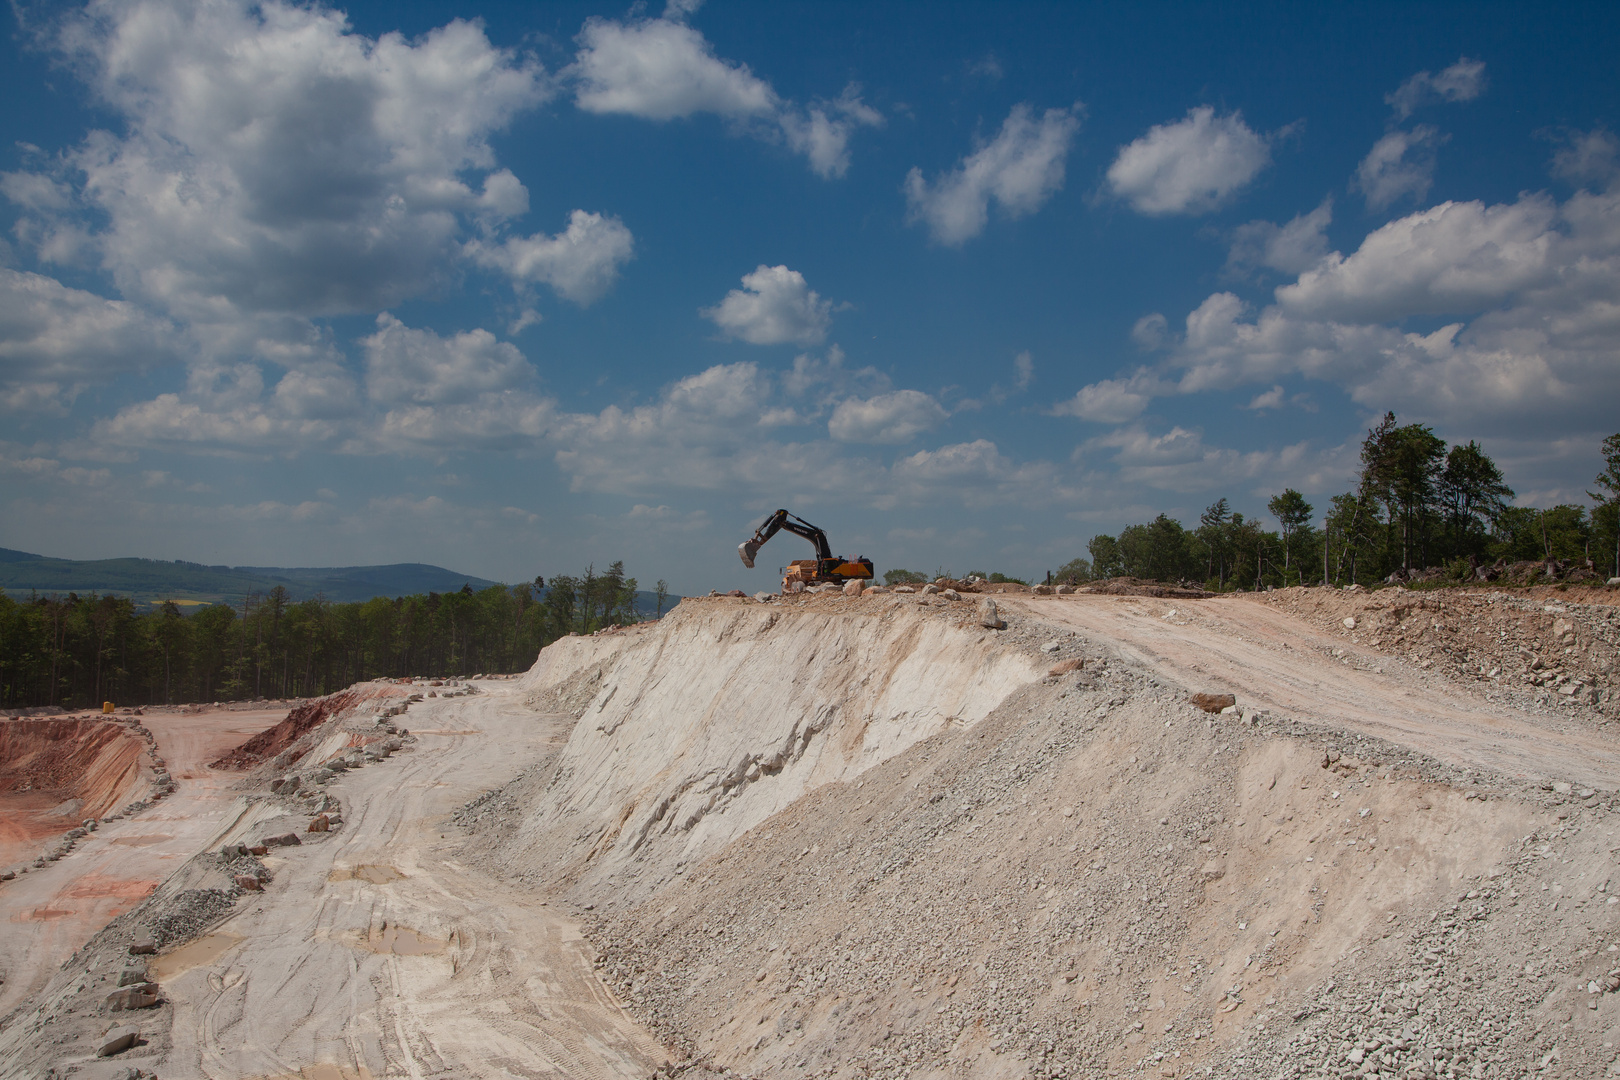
0,547 -> 503,607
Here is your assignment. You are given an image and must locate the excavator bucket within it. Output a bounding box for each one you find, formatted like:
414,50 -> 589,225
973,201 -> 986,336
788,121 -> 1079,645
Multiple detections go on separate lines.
739,541 -> 760,568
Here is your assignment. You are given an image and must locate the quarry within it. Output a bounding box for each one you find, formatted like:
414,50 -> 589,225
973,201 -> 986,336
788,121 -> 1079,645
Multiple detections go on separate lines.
2,581 -> 1620,1080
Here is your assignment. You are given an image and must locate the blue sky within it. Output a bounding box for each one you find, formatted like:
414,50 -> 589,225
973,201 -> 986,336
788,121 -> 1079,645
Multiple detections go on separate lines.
2,0 -> 1617,594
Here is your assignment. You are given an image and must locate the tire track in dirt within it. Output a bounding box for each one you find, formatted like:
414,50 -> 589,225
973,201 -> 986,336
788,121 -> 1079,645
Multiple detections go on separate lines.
153,685 -> 668,1080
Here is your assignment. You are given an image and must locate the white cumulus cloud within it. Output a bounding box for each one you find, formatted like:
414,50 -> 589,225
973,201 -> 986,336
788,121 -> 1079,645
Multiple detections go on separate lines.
568,14 -> 879,178
11,0 -> 549,324
0,268 -> 182,413
1106,106 -> 1271,215
1386,58 -> 1487,120
702,265 -> 833,346
1276,194 -> 1558,322
1550,127 -> 1620,189
1052,371 -> 1168,424
828,390 -> 948,444
1353,126 -> 1447,211
1227,199 -> 1334,276
571,15 -> 776,120
468,210 -> 635,306
904,104 -> 1080,245
363,314 -> 532,405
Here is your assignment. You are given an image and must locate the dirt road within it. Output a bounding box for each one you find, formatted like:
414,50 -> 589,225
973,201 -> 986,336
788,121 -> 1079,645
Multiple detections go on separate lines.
154,684 -> 668,1080
1008,593 -> 1620,788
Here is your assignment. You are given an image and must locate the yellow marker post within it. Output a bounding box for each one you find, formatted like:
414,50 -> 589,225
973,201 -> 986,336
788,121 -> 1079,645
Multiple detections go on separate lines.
102,701 -> 115,714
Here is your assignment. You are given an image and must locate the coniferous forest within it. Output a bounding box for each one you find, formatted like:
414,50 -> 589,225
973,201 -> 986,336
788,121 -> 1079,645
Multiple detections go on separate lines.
0,562 -> 669,711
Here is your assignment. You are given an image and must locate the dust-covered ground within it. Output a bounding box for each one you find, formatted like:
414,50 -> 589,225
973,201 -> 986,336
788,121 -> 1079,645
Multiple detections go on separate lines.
6,584 -> 1620,1079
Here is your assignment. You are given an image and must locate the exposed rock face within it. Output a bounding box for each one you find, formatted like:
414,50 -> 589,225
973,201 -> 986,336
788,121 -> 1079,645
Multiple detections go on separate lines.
506,601 -> 1040,904
0,720 -> 146,858
211,688 -> 379,770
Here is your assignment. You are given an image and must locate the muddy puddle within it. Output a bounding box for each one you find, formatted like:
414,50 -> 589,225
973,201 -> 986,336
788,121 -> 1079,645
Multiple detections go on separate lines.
328,864 -> 405,884
149,931 -> 245,980
356,926 -> 444,955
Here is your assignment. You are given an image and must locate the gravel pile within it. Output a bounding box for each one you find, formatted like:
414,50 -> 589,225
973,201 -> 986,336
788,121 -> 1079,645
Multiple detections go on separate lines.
1260,585 -> 1620,719
143,888 -> 239,950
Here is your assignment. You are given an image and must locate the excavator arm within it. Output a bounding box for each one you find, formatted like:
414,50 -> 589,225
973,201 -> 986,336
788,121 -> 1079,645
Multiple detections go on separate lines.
738,509 -> 832,567
738,508 -> 874,588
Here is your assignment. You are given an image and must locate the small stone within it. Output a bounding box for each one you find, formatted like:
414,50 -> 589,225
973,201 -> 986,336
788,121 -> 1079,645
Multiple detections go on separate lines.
105,983 -> 160,1010
894,585 -> 915,594
97,1026 -> 141,1057
1343,617 -> 1357,629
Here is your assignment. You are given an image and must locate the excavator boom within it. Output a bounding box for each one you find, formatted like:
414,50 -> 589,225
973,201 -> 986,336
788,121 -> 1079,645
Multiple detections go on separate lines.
738,509 -> 873,589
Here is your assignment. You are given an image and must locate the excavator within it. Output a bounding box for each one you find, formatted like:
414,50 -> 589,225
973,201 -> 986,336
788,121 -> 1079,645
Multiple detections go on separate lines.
738,509 -> 874,591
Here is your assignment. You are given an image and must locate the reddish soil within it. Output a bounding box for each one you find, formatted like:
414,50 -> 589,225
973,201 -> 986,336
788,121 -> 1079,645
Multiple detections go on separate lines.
0,718 -> 146,868
209,690 -> 365,769
0,705 -> 287,1015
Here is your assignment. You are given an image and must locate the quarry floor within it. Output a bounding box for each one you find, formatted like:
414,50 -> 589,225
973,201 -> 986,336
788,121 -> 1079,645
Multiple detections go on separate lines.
2,586 -> 1619,1079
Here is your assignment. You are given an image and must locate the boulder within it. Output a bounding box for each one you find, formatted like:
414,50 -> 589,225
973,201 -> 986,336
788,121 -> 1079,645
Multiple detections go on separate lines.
97,1026 -> 141,1056
1191,692 -> 1237,713
262,832 -> 302,847
843,579 -> 864,596
978,599 -> 1006,630
117,967 -> 147,986
105,983 -> 160,1010
248,845 -> 269,856
921,583 -> 941,595
128,932 -> 156,955
308,815 -> 330,833
943,589 -> 961,601
234,874 -> 263,891
1032,584 -> 1054,595
1048,658 -> 1084,676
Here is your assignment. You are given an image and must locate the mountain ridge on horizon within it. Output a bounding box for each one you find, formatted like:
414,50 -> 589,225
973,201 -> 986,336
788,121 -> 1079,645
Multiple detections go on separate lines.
0,546 -> 510,607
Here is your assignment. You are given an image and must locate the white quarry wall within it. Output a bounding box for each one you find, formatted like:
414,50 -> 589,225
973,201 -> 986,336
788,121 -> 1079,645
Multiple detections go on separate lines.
513,600 -> 1040,896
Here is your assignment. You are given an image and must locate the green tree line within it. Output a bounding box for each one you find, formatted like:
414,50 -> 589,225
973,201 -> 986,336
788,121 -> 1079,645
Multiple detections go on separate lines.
0,561 -> 665,711
1056,422 -> 1620,591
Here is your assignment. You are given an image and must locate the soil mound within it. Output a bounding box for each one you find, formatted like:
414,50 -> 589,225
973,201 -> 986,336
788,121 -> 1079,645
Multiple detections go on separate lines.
1079,577 -> 1214,599
209,690 -> 367,770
